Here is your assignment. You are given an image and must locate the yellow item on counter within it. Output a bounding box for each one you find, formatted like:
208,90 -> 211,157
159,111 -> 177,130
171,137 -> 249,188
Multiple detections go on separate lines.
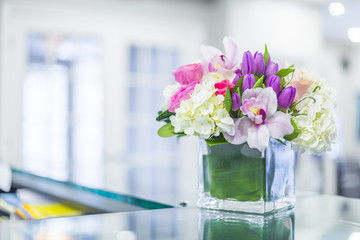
23,203 -> 83,219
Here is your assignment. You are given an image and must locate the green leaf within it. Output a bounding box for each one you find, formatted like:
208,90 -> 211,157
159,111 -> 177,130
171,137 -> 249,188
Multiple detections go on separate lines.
290,96 -> 316,110
205,135 -> 229,146
313,86 -> 321,93
206,143 -> 266,201
276,68 -> 294,78
280,78 -> 286,91
176,133 -> 186,138
224,86 -> 232,112
157,122 -> 177,138
275,139 -> 286,146
264,44 -> 269,68
156,110 -> 175,122
236,88 -> 242,118
284,119 -> 300,141
232,76 -> 244,94
229,111 -> 237,118
252,75 -> 264,89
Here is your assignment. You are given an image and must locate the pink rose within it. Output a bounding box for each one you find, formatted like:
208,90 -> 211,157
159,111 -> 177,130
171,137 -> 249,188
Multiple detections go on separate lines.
289,69 -> 313,102
214,79 -> 235,97
168,81 -> 200,112
173,63 -> 204,85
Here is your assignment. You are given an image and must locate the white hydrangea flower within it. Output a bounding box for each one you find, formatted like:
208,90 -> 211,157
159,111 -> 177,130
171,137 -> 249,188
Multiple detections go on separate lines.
290,70 -> 337,154
202,72 -> 235,84
161,83 -> 181,110
170,77 -> 235,139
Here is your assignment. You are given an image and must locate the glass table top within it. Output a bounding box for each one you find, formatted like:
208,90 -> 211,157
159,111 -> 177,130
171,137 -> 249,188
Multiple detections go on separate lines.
11,168 -> 174,211
0,194 -> 359,239
10,138 -> 201,209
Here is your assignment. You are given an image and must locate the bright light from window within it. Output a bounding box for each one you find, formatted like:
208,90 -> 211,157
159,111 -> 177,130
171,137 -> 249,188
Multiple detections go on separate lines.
348,28 -> 360,43
117,231 -> 136,240
328,2 -> 345,16
349,232 -> 360,240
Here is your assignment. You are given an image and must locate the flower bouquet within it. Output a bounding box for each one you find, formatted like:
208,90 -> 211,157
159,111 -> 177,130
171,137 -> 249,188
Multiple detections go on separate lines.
156,37 -> 336,213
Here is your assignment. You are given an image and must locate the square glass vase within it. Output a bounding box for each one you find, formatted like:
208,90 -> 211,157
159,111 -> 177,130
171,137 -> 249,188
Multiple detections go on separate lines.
198,138 -> 295,214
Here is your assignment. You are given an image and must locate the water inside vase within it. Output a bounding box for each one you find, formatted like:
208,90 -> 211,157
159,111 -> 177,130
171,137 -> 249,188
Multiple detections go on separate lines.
198,138 -> 295,213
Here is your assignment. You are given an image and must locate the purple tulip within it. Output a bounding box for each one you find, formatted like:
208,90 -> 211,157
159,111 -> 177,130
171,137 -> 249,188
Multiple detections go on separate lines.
266,75 -> 281,97
267,53 -> 271,65
242,74 -> 256,93
232,72 -> 242,84
231,93 -> 241,111
254,51 -> 265,76
265,62 -> 279,77
241,51 -> 255,75
278,86 -> 296,109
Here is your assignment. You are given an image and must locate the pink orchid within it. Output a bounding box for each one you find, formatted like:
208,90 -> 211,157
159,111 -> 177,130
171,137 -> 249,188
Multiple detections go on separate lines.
168,81 -> 200,113
172,63 -> 204,85
201,37 -> 241,75
223,88 -> 294,152
214,79 -> 234,97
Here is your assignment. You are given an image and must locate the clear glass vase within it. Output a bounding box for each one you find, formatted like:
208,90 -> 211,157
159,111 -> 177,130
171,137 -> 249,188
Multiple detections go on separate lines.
198,138 -> 295,214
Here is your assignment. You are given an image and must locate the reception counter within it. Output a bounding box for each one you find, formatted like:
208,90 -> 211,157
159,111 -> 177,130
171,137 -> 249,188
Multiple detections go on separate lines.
10,168 -> 173,213
1,168 -> 360,239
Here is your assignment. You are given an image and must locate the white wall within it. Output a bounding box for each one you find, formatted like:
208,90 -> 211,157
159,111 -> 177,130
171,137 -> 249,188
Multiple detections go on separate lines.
225,0 -> 323,69
346,45 -> 360,158
0,0 -> 207,168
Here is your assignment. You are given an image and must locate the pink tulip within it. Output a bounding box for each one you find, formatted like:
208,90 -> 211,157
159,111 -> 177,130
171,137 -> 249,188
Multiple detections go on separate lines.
214,79 -> 235,97
168,81 -> 200,112
172,63 -> 204,85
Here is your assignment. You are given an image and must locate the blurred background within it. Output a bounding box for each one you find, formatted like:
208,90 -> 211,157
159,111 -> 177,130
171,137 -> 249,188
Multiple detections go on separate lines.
0,0 -> 359,206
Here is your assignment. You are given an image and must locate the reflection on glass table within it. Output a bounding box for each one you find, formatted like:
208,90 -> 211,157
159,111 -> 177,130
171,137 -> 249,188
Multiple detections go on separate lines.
199,209 -> 294,239
0,194 -> 360,239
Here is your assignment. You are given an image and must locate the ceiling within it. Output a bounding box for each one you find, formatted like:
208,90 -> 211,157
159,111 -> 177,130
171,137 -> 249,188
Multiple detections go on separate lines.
284,0 -> 360,44
229,0 -> 360,44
